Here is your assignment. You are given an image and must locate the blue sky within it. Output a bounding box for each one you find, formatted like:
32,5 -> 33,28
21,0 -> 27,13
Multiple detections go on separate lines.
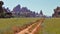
2,0 -> 60,16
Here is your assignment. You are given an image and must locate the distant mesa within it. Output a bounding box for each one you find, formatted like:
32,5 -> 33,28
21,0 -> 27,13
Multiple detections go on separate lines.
12,4 -> 44,17
0,1 -> 45,18
52,6 -> 60,17
21,7 -> 28,12
13,4 -> 21,12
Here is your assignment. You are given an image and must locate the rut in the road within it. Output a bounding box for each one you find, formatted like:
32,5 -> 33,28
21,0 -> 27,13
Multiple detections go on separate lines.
12,18 -> 45,34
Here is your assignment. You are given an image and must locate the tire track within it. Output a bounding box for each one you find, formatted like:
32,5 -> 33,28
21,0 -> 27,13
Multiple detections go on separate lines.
14,18 -> 45,34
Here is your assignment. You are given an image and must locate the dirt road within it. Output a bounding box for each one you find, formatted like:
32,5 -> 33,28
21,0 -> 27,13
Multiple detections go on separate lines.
14,18 -> 44,34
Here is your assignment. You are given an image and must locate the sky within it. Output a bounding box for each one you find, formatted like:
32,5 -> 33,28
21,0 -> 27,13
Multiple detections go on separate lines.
1,0 -> 60,16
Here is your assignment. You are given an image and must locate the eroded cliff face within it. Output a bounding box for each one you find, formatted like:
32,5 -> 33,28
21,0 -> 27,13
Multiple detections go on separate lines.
0,1 -> 5,18
52,7 -> 60,17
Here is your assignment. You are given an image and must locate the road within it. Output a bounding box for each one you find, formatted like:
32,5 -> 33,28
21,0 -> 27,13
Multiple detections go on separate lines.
14,18 -> 45,34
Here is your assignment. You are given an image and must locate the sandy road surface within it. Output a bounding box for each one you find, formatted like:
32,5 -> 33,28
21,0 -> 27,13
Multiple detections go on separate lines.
15,18 -> 44,34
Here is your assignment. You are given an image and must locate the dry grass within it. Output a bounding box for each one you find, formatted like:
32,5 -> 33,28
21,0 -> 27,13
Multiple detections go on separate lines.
0,18 -> 40,34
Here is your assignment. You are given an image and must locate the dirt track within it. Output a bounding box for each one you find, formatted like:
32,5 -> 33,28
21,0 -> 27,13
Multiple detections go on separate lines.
13,18 -> 44,34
